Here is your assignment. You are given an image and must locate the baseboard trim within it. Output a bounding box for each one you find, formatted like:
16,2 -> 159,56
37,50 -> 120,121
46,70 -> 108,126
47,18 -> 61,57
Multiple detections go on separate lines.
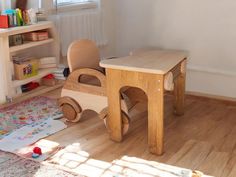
187,65 -> 236,77
186,91 -> 236,103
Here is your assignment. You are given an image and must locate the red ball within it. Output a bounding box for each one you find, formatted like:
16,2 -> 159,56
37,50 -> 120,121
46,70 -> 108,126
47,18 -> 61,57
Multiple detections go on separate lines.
33,147 -> 42,155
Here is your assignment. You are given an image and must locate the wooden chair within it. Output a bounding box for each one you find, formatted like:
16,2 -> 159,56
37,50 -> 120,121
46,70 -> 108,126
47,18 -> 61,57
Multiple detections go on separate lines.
67,39 -> 101,72
58,39 -> 130,135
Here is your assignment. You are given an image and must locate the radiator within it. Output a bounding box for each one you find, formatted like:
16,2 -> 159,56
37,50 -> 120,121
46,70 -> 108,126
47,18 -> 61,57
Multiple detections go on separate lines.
51,11 -> 107,56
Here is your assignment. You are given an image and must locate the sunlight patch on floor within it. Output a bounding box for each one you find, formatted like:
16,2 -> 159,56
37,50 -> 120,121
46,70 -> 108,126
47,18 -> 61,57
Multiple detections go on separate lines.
40,143 -> 211,177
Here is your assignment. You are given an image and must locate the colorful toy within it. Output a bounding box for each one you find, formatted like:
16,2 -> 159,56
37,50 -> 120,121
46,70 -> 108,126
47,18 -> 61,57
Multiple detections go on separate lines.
32,153 -> 40,158
58,39 -> 132,135
33,147 -> 42,155
32,146 -> 42,158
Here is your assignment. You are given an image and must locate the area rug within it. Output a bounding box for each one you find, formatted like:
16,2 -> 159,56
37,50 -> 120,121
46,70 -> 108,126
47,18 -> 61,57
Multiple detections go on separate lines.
0,118 -> 66,151
0,151 -> 81,177
0,96 -> 66,161
0,96 -> 63,139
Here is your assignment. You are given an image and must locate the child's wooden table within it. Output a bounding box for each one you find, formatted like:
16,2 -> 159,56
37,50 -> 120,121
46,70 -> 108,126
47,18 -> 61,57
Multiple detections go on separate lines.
100,50 -> 188,155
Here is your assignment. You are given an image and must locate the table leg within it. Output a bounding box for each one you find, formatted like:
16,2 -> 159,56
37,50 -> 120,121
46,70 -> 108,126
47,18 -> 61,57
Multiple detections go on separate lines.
106,70 -> 123,142
174,72 -> 186,116
147,79 -> 164,155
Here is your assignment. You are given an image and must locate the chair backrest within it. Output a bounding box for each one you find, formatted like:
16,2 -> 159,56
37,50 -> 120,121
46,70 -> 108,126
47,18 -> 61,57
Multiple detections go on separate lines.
67,39 -> 100,72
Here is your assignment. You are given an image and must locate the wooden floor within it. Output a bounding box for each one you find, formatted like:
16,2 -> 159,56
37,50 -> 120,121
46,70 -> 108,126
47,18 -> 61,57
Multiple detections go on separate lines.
43,89 -> 236,177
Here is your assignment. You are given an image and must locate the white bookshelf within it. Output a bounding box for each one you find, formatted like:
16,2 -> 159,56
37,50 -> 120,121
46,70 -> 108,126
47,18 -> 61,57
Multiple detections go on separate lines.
0,21 -> 61,103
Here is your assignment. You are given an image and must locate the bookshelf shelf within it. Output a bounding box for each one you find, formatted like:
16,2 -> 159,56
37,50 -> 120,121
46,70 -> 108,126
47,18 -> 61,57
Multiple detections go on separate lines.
12,68 -> 57,87
0,21 -> 53,37
14,82 -> 64,100
10,39 -> 54,53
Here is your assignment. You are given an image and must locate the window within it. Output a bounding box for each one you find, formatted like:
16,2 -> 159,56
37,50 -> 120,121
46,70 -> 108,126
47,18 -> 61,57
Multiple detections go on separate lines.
56,0 -> 95,6
54,0 -> 97,11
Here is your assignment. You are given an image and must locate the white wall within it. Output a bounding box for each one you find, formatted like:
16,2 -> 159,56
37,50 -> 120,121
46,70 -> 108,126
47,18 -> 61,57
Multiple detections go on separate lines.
99,0 -> 116,57
114,0 -> 236,98
114,0 -> 155,56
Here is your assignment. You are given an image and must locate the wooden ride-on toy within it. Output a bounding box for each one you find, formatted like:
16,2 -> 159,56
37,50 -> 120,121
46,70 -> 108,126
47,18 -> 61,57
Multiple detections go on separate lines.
58,39 -> 130,135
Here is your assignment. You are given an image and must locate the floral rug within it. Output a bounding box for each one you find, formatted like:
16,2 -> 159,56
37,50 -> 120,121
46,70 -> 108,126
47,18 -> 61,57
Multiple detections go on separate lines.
0,119 -> 67,161
0,96 -> 66,161
0,96 -> 63,139
0,151 -> 81,177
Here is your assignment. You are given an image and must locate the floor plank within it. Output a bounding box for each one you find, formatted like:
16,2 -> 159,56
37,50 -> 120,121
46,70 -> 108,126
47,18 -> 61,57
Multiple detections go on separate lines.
41,89 -> 236,177
228,163 -> 236,177
198,151 -> 230,177
221,154 -> 236,177
168,141 -> 212,170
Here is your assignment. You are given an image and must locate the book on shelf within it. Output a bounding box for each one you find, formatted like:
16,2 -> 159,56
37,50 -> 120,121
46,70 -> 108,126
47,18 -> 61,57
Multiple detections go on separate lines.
53,68 -> 64,74
54,76 -> 66,80
52,64 -> 70,80
12,55 -> 32,64
53,73 -> 66,80
58,64 -> 69,69
39,57 -> 57,69
53,73 -> 64,77
39,57 -> 57,65
39,63 -> 57,69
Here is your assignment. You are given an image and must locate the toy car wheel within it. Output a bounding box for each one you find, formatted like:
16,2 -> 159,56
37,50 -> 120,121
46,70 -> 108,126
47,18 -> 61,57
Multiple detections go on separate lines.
100,108 -> 130,135
58,96 -> 82,123
121,111 -> 130,135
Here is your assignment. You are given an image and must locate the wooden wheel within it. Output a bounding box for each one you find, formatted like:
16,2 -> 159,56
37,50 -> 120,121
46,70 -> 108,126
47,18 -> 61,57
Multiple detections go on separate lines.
121,111 -> 130,135
58,96 -> 82,123
100,108 -> 131,135
99,98 -> 130,135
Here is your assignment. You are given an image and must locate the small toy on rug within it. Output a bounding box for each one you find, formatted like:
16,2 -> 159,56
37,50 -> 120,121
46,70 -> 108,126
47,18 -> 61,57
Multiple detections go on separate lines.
32,153 -> 40,158
32,147 -> 42,158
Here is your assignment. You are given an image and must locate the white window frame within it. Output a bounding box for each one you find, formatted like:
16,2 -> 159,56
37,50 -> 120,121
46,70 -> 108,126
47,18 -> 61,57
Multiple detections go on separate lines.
54,0 -> 98,12
0,0 -> 11,11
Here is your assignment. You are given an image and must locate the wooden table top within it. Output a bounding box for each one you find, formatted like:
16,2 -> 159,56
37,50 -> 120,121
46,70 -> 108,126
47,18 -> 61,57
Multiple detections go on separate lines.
100,50 -> 188,74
